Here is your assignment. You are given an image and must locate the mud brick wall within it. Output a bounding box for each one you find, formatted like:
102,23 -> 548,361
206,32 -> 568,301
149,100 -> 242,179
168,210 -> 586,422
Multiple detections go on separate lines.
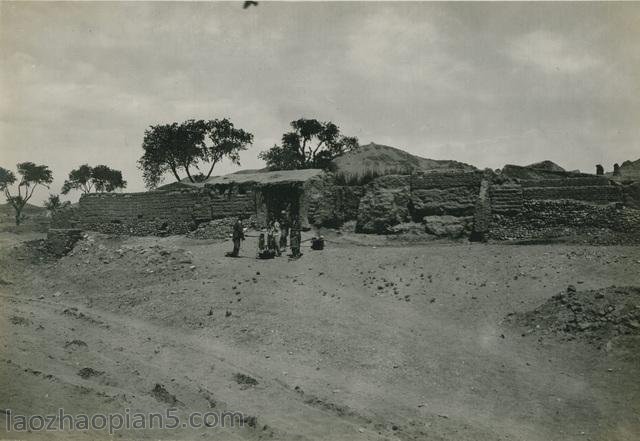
411,170 -> 484,190
522,186 -> 623,204
54,189 -> 256,236
409,171 -> 483,218
518,176 -> 610,188
79,191 -> 201,224
199,190 -> 255,220
490,177 -> 622,217
490,184 -> 524,214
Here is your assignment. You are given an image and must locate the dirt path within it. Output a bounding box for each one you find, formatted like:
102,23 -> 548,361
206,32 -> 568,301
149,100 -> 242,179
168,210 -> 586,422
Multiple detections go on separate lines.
1,233 -> 639,440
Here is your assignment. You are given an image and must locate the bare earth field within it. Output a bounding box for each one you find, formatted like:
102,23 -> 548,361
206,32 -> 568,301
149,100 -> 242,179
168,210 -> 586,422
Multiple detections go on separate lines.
1,230 -> 639,441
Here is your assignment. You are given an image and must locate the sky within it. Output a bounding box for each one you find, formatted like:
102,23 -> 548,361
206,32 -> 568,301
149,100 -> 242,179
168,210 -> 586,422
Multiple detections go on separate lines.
1,1 -> 639,204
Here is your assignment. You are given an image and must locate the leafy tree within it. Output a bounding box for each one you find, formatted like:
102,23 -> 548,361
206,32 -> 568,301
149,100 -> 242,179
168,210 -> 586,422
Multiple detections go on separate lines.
91,165 -> 127,192
61,164 -> 93,194
44,194 -> 70,215
138,118 -> 253,189
258,118 -> 358,170
202,119 -> 253,179
61,164 -> 127,195
0,162 -> 53,225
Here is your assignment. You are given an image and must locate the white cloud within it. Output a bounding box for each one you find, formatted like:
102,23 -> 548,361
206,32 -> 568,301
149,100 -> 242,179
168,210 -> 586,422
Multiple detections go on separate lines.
509,30 -> 601,74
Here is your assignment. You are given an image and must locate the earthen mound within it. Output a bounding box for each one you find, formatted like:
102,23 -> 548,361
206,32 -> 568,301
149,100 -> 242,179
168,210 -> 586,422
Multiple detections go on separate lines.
332,142 -> 476,184
508,286 -> 640,345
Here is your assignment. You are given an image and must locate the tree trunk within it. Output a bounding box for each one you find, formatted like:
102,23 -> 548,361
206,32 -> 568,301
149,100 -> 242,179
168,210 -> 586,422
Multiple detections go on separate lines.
15,209 -> 21,226
205,159 -> 219,179
184,166 -> 195,183
170,166 -> 181,183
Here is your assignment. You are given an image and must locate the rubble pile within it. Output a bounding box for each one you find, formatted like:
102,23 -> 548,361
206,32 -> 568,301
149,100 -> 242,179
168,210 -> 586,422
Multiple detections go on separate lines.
186,215 -> 258,240
510,285 -> 640,344
66,234 -> 196,274
187,218 -> 237,240
82,219 -> 195,237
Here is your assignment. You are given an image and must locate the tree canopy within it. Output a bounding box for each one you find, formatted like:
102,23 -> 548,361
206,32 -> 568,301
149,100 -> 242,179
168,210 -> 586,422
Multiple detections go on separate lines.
138,118 -> 253,189
258,118 -> 358,170
0,162 -> 53,225
61,164 -> 127,195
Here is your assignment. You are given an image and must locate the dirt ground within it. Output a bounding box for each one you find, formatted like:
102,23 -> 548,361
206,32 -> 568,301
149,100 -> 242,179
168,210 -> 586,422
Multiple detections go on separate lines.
1,229 -> 639,441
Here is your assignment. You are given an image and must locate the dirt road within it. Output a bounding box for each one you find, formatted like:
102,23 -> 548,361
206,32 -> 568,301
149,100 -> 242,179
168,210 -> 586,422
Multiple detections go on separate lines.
1,232 -> 639,440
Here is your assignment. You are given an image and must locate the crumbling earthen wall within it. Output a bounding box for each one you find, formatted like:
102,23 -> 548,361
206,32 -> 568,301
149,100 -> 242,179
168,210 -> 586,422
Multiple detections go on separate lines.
304,173 -> 365,227
355,171 -> 484,234
54,188 -> 256,235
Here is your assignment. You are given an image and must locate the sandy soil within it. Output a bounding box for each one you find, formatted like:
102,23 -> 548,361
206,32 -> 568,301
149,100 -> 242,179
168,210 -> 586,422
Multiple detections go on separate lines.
1,231 -> 639,440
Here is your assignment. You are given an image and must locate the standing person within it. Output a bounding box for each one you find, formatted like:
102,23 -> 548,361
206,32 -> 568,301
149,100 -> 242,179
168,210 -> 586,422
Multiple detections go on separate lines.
289,218 -> 302,258
273,219 -> 282,256
279,210 -> 289,251
257,230 -> 266,257
266,221 -> 275,252
230,217 -> 245,257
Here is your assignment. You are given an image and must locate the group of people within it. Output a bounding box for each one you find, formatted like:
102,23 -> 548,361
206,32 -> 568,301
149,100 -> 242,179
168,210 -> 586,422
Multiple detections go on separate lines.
257,216 -> 301,259
228,211 -> 302,259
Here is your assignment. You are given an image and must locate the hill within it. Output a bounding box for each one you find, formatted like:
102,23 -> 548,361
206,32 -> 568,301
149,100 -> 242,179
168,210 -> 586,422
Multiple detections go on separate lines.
331,142 -> 476,184
525,160 -> 565,172
0,202 -> 49,234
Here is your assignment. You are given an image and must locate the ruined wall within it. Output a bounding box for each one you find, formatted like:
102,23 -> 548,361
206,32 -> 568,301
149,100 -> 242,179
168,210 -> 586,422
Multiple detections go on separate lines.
522,186 -> 622,204
489,174 -> 629,241
304,173 -> 365,227
356,171 -> 484,234
356,175 -> 411,233
490,175 -> 623,211
54,188 -> 256,236
489,200 -> 640,242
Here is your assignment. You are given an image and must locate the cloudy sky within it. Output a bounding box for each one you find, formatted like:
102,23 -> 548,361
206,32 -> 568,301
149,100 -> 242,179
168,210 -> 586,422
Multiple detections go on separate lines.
1,1 -> 639,203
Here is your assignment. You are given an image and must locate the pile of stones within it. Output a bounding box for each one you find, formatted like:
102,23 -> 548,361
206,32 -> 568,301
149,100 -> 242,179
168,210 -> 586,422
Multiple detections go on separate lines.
187,218 -> 237,240
187,215 -> 259,240
511,285 -> 640,345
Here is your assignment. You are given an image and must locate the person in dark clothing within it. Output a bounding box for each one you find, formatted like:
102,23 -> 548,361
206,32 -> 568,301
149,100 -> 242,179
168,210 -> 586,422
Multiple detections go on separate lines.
230,218 -> 245,257
311,235 -> 325,250
289,218 -> 302,258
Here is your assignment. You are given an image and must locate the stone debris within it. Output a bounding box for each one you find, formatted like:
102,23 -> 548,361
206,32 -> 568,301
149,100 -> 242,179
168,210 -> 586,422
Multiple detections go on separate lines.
508,286 -> 640,345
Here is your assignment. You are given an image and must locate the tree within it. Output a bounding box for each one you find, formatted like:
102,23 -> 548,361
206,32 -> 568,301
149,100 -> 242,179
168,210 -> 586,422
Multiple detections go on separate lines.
0,162 -> 53,225
258,118 -> 358,171
61,164 -> 127,195
138,118 -> 253,189
44,194 -> 70,215
91,165 -> 127,192
61,164 -> 93,194
202,119 -> 253,179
